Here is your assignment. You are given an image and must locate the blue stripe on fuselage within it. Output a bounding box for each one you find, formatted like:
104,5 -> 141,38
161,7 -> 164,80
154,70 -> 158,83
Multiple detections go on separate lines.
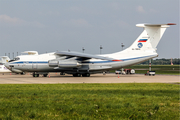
11,61 -> 48,64
83,55 -> 155,63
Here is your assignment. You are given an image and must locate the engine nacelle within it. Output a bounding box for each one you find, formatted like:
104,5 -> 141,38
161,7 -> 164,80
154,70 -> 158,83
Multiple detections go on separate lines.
58,60 -> 81,68
48,60 -> 58,67
11,68 -> 23,73
48,60 -> 81,68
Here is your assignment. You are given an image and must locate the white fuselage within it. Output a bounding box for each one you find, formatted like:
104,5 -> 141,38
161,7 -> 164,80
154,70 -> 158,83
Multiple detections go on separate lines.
5,49 -> 158,74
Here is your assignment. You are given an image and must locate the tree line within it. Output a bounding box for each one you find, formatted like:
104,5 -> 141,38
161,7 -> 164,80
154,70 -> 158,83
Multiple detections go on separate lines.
139,58 -> 180,65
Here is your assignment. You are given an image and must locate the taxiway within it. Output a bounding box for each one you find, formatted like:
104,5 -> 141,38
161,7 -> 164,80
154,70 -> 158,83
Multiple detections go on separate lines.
0,73 -> 179,84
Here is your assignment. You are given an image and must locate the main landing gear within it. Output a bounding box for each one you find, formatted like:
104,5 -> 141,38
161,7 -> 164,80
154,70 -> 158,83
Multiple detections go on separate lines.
32,73 -> 48,77
73,73 -> 90,77
33,73 -> 39,77
20,72 -> 26,75
43,74 -> 48,77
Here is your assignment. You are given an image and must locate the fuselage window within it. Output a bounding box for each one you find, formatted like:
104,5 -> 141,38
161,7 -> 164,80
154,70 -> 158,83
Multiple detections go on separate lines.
14,57 -> 20,61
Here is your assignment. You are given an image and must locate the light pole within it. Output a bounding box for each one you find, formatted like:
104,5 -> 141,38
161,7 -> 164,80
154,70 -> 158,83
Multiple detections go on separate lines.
100,45 -> 103,54
121,43 -> 125,73
82,47 -> 85,53
149,59 -> 151,71
121,43 -> 124,50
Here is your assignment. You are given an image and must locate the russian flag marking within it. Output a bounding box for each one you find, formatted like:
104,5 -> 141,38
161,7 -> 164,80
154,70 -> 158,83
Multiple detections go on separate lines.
138,39 -> 148,42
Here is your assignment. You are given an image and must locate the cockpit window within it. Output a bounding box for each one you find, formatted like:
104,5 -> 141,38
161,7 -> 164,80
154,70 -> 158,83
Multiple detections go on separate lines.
14,57 -> 20,61
9,57 -> 20,62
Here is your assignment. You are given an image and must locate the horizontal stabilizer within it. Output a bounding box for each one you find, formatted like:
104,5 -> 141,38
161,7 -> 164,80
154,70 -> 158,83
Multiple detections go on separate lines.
22,51 -> 38,55
136,23 -> 176,27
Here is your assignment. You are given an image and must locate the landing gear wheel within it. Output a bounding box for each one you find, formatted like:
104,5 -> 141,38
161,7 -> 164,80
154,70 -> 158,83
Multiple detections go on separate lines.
36,74 -> 39,77
77,73 -> 81,77
33,73 -> 39,77
43,74 -> 48,77
82,73 -> 90,77
60,72 -> 65,75
73,73 -> 81,77
21,72 -> 25,75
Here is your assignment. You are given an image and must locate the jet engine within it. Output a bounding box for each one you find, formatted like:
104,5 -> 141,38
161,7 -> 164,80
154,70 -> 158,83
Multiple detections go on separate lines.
48,60 -> 58,67
58,60 -> 81,68
48,60 -> 81,68
11,68 -> 23,73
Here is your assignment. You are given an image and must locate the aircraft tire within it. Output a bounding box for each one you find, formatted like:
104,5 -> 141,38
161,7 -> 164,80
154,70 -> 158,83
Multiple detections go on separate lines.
73,74 -> 78,77
77,73 -> 81,77
21,72 -> 25,75
73,73 -> 81,77
82,73 -> 90,77
33,73 -> 39,77
43,74 -> 48,77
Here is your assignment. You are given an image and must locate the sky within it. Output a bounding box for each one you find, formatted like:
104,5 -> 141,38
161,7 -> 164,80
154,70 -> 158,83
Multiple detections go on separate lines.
0,0 -> 179,59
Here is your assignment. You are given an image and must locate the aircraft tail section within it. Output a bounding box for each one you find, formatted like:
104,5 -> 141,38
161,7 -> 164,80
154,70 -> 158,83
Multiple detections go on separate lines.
1,56 -> 10,64
129,23 -> 176,50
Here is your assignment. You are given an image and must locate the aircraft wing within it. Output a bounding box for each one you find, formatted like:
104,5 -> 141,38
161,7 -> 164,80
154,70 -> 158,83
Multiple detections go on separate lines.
55,51 -> 114,61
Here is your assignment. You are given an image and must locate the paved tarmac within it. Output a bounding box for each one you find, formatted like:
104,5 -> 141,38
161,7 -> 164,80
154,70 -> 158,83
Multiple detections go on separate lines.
0,73 -> 179,84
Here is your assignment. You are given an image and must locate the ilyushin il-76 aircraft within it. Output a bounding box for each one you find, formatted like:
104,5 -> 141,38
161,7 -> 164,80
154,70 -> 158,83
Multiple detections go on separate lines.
3,23 -> 175,77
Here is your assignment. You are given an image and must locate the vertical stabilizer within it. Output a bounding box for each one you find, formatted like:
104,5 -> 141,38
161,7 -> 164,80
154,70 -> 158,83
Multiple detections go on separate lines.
1,56 -> 10,64
129,23 -> 176,50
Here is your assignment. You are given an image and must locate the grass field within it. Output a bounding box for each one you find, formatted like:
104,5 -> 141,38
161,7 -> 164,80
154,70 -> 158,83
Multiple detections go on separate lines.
0,84 -> 179,119
126,65 -> 180,75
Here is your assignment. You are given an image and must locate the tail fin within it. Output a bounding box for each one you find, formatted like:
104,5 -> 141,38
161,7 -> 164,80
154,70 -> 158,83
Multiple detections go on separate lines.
1,56 -> 10,64
129,23 -> 176,50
